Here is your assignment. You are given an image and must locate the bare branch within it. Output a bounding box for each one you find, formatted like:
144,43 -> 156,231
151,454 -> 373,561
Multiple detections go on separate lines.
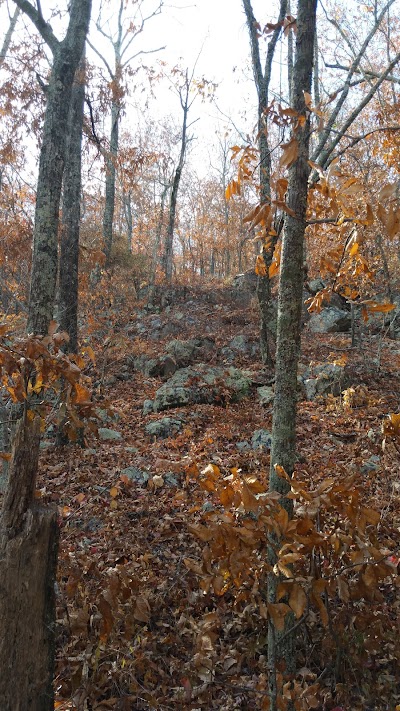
325,61 -> 400,86
312,0 -> 396,164
86,37 -> 114,78
122,44 -> 165,69
12,0 -> 59,53
319,49 -> 400,170
0,4 -> 20,66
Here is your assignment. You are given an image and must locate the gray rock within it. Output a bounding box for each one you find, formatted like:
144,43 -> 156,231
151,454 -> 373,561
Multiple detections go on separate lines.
257,386 -> 274,406
98,427 -> 122,441
303,378 -> 317,401
229,334 -> 249,352
301,363 -> 349,400
307,278 -> 326,294
145,417 -> 184,439
152,364 -> 251,412
165,473 -> 179,486
95,407 -> 120,423
308,307 -> 351,334
251,429 -> 272,450
121,466 -> 149,484
142,399 -> 154,415
360,455 -> 380,474
231,270 -> 258,292
236,440 -> 251,451
165,337 -> 215,367
133,355 -> 160,377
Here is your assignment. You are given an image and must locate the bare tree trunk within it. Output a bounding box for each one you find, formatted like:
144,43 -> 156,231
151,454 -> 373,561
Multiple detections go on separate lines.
0,417 -> 59,711
13,0 -> 92,336
268,0 -> 317,706
242,0 -> 287,367
59,55 -> 86,354
0,5 -> 20,66
123,189 -> 133,252
104,100 -> 119,263
164,76 -> 189,283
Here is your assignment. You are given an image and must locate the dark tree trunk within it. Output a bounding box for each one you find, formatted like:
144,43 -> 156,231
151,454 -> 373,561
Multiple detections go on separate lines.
15,0 -> 92,336
59,55 -> 86,354
164,74 -> 190,283
0,417 -> 59,711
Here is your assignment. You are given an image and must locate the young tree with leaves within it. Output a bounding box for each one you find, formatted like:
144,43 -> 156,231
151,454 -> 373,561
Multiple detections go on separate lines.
268,0 -> 317,706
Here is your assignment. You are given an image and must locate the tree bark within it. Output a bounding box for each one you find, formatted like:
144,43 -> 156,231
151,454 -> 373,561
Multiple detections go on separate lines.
13,0 -> 92,336
242,0 -> 287,366
268,0 -> 317,706
103,99 -> 120,263
59,55 -> 86,354
164,76 -> 189,283
0,417 -> 59,711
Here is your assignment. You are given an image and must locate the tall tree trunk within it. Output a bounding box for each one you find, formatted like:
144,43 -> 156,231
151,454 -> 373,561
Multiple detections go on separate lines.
164,84 -> 189,283
104,99 -> 120,263
59,55 -> 86,354
14,0 -> 92,336
0,416 -> 59,711
242,0 -> 287,367
268,0 -> 317,707
123,189 -> 133,252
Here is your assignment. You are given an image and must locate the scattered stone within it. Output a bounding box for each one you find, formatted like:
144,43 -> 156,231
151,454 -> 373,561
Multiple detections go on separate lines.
231,270 -> 258,292
257,386 -> 274,406
98,427 -> 122,441
145,417 -> 184,439
307,278 -> 326,294
125,446 -> 139,453
236,440 -> 251,451
152,364 -> 251,412
165,337 -> 215,367
121,466 -> 149,485
301,363 -> 349,400
142,400 -> 154,415
95,407 -> 120,423
251,429 -> 272,450
360,455 -> 381,474
308,307 -> 351,334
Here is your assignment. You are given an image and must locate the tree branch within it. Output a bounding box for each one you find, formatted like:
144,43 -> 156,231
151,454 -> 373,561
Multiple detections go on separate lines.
12,0 -> 59,53
312,0 -> 396,164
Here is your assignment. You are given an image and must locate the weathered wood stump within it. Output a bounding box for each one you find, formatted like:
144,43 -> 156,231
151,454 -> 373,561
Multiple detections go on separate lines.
0,417 -> 59,711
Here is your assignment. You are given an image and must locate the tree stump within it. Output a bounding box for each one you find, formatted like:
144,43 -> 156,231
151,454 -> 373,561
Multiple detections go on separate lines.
0,417 -> 59,711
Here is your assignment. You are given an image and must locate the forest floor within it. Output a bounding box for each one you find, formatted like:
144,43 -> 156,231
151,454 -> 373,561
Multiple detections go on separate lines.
17,285 -> 400,710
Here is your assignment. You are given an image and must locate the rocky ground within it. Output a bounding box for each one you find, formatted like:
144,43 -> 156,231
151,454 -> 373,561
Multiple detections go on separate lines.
9,283 -> 400,710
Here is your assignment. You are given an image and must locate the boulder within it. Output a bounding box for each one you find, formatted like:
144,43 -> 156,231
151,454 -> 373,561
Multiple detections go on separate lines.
257,386 -> 274,406
251,429 -> 272,450
165,337 -> 215,367
145,417 -> 184,439
152,364 -> 251,412
98,427 -> 122,441
301,363 -> 349,399
231,270 -> 258,292
308,307 -> 351,333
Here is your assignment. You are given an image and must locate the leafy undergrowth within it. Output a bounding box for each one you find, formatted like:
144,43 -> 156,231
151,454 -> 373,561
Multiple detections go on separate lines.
13,286 -> 400,709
